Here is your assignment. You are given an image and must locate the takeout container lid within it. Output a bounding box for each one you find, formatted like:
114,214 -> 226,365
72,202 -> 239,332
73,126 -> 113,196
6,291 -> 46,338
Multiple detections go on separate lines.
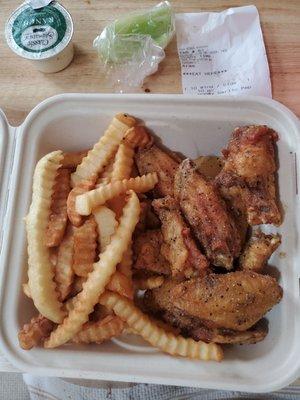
0,94 -> 299,393
5,1 -> 74,73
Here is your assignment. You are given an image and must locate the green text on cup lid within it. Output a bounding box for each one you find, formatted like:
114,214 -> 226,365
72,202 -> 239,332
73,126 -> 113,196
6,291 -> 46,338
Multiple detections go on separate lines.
5,1 -> 73,60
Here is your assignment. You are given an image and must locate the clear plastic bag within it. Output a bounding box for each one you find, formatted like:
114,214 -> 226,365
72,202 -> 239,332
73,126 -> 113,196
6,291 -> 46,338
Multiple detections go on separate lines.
93,1 -> 175,92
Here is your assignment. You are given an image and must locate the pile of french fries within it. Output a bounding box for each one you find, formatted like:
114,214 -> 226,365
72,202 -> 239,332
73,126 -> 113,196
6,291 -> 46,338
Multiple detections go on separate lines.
19,113 -> 223,362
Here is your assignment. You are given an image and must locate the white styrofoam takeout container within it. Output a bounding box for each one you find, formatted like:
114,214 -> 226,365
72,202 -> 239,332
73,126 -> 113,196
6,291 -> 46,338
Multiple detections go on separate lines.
0,94 -> 299,393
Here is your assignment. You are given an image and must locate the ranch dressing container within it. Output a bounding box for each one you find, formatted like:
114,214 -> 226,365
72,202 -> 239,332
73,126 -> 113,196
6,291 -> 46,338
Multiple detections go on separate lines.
5,0 -> 74,73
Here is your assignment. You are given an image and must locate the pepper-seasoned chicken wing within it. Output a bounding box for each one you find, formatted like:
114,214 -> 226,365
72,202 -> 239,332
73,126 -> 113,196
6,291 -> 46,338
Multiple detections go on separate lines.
152,196 -> 209,279
174,159 -> 242,269
215,125 -> 281,226
240,230 -> 281,272
146,271 -> 282,332
133,229 -> 171,276
143,293 -> 268,344
135,145 -> 179,198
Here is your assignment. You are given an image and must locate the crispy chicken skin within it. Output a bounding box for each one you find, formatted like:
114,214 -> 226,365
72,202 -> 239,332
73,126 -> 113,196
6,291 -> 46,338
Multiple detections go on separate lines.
133,229 -> 171,276
174,159 -> 242,269
215,125 -> 281,226
135,145 -> 179,198
190,321 -> 268,344
152,197 -> 209,278
240,231 -> 281,272
146,272 -> 282,331
143,293 -> 268,344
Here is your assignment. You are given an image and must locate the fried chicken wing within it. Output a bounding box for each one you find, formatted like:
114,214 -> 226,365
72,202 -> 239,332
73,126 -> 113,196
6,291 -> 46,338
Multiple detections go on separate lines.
145,296 -> 267,344
174,159 -> 242,269
133,229 -> 171,276
135,145 -> 179,198
240,231 -> 281,272
215,125 -> 281,226
135,199 -> 161,233
146,271 -> 282,331
152,196 -> 209,278
190,321 -> 268,344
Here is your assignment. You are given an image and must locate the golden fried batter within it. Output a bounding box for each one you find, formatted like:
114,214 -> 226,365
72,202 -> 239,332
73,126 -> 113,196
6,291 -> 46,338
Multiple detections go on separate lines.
175,159 -> 242,269
215,125 -> 281,226
240,230 -> 281,271
152,196 -> 209,278
148,271 -> 282,331
135,145 -> 179,198
189,321 -> 268,344
133,229 -> 171,276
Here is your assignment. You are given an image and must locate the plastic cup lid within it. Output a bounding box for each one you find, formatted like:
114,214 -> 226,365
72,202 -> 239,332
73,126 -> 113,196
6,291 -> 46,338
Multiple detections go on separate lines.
5,1 -> 73,61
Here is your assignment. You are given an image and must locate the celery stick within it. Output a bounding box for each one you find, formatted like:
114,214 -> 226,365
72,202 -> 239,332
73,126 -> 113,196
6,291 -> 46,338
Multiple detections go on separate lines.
96,1 -> 174,63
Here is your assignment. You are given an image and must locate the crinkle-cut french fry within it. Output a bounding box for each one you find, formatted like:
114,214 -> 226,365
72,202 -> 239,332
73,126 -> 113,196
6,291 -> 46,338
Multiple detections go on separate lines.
133,275 -> 164,290
96,153 -> 116,186
73,216 -> 97,277
108,143 -> 135,217
111,144 -> 134,181
67,180 -> 95,227
96,177 -> 110,187
114,246 -> 134,302
71,114 -> 136,187
45,168 -> 71,247
122,326 -> 136,335
55,224 -> 74,301
23,283 -> 32,298
93,206 -> 118,251
61,150 -> 89,169
64,296 -> 77,313
101,142 -> 135,296
117,245 -> 133,278
124,318 -> 180,336
26,151 -> 65,323
94,206 -> 133,299
76,173 -> 158,216
44,191 -> 140,348
18,314 -> 55,350
100,292 -> 223,361
106,271 -> 133,299
72,315 -> 124,344
123,126 -> 153,149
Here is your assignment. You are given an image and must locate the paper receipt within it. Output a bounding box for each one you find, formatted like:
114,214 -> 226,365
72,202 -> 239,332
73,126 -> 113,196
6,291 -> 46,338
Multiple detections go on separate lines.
175,6 -> 272,97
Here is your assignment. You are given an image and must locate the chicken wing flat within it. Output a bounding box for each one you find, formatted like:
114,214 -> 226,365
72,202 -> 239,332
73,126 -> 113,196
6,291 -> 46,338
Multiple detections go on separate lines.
133,229 -> 171,276
240,230 -> 281,272
174,159 -> 242,269
135,145 -> 179,198
144,293 -> 267,344
215,125 -> 281,226
152,196 -> 209,278
146,271 -> 282,331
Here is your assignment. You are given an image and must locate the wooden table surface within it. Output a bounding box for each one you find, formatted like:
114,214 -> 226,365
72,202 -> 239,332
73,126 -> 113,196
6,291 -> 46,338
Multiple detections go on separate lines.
0,0 -> 299,387
0,0 -> 300,126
